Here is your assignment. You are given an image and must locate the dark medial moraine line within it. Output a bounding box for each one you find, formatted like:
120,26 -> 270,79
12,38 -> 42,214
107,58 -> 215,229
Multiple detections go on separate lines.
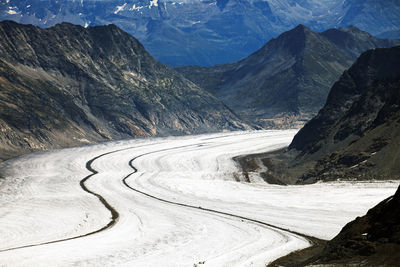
122,147 -> 325,252
0,146 -> 141,253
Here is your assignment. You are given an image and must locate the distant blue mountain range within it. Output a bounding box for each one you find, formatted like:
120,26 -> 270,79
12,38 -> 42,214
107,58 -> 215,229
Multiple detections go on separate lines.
1,0 -> 399,66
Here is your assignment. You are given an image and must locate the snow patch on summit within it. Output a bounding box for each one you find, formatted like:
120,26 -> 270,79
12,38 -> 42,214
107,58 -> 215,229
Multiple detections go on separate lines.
114,3 -> 127,14
6,10 -> 17,15
6,6 -> 19,15
149,0 -> 158,8
130,4 -> 144,11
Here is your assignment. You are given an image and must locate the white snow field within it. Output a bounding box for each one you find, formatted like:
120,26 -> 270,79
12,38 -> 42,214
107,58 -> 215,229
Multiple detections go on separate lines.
0,130 -> 398,266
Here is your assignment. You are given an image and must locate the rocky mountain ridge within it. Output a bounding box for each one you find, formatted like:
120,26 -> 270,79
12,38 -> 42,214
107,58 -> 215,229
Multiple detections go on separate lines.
0,20 -> 248,161
178,25 -> 399,128
244,46 -> 400,184
1,0 -> 400,66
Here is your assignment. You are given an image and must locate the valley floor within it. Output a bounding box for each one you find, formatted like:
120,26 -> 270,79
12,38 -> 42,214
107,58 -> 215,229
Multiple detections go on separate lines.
0,130 -> 397,266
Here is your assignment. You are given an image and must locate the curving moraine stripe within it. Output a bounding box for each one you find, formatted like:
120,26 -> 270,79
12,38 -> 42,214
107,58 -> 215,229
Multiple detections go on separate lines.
121,147 -> 322,254
0,147 -> 136,252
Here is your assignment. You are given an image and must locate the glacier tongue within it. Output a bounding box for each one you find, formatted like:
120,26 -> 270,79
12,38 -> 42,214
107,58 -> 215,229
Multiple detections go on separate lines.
0,130 -> 397,266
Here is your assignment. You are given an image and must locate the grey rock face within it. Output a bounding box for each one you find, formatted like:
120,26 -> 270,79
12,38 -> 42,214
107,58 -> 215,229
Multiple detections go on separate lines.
0,21 -> 248,160
235,46 -> 400,185
289,46 -> 400,182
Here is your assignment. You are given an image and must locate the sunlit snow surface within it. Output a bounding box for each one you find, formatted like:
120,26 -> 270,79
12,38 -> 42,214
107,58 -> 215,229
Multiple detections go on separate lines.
0,130 -> 397,266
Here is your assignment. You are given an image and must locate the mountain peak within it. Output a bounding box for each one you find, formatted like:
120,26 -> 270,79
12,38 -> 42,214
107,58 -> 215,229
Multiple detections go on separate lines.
281,24 -> 314,38
340,25 -> 373,37
51,22 -> 84,32
240,24 -> 319,58
321,25 -> 400,59
270,24 -> 322,56
294,24 -> 311,32
344,25 -> 363,32
282,24 -> 315,38
104,23 -> 122,32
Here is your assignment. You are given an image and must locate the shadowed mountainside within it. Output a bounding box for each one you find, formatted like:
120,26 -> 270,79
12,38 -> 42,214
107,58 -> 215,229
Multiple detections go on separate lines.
0,21 -> 248,161
238,46 -> 400,184
270,185 -> 400,266
178,25 -> 399,128
311,185 -> 400,265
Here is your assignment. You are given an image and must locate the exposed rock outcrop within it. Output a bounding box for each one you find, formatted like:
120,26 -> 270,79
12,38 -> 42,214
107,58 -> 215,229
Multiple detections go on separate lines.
0,21 -> 248,161
240,46 -> 400,184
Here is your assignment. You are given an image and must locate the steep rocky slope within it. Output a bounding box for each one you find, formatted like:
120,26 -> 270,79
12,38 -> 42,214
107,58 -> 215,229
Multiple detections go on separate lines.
310,185 -> 400,266
1,0 -> 399,66
248,46 -> 400,184
270,185 -> 400,266
0,21 -> 248,161
179,26 -> 399,128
